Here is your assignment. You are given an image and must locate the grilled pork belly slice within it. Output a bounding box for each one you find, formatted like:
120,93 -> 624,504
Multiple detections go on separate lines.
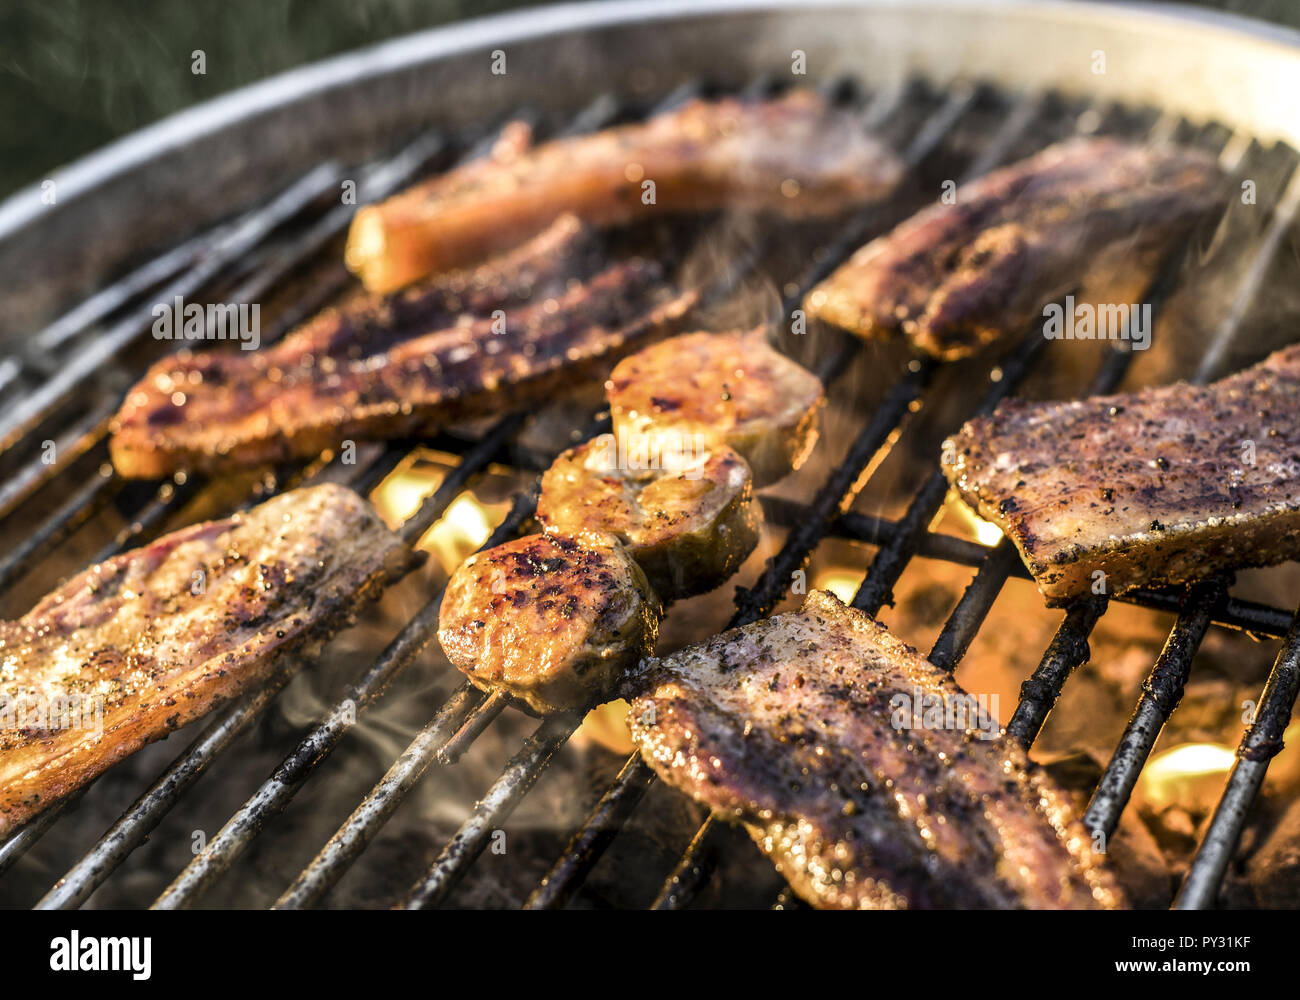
628,590 -> 1124,909
943,343 -> 1300,603
438,533 -> 658,715
346,90 -> 905,292
606,330 -> 824,488
0,484 -> 413,838
537,434 -> 760,602
804,137 -> 1227,359
110,217 -> 696,479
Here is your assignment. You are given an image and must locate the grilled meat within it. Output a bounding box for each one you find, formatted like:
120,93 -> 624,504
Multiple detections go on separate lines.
537,434 -> 760,601
607,329 -> 824,487
943,343 -> 1300,603
628,590 -> 1124,909
0,484 -> 413,838
804,137 -> 1227,359
439,533 -> 658,714
345,90 -> 905,292
110,216 -> 696,479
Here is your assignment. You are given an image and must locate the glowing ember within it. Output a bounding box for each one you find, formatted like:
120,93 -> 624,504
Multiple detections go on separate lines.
370,456 -> 447,528
576,699 -> 635,755
369,449 -> 510,571
812,569 -> 861,604
1136,742 -> 1237,814
940,490 -> 1003,547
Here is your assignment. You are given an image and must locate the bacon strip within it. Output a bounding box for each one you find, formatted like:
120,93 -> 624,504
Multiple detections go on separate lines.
110,217 -> 696,479
345,90 -> 904,292
805,137 -> 1227,359
0,484 -> 413,838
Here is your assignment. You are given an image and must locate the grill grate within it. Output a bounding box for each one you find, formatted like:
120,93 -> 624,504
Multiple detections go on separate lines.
1,72 -> 1298,911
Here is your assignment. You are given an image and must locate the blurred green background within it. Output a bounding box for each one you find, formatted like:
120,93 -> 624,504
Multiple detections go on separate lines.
1,0 -> 1298,198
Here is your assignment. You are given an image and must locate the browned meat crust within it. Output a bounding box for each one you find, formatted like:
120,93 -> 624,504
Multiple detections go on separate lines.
805,137 -> 1227,359
943,343 -> 1300,604
537,435 -> 760,601
109,217 -> 697,479
628,591 -> 1124,909
346,90 -> 905,292
606,329 -> 824,487
438,532 -> 659,715
0,484 -> 413,838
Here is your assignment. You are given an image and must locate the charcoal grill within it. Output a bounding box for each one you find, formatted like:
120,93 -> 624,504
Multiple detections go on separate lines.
2,0 -> 1300,910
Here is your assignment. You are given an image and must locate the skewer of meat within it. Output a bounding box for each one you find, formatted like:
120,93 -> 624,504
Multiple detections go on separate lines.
804,137 -> 1228,359
345,89 -> 905,293
0,484 -> 413,838
943,341 -> 1300,603
110,216 -> 697,480
628,590 -> 1125,909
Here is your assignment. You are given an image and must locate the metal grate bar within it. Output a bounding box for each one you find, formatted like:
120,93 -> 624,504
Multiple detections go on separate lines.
852,333 -> 1045,617
926,539 -> 1025,671
522,752 -> 657,910
29,225 -> 237,356
399,413 -> 531,545
35,658 -> 305,909
0,794 -> 75,878
0,164 -> 341,457
271,682 -> 485,909
436,689 -> 511,766
761,496 -> 1297,639
400,714 -> 580,909
1006,597 -> 1108,747
1083,576 -> 1230,840
1195,158 -> 1300,383
1175,605 -> 1300,908
0,397 -> 118,520
0,465 -> 117,593
651,819 -> 722,909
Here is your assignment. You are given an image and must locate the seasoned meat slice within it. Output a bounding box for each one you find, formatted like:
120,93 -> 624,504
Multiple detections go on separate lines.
606,329 -> 824,487
0,484 -> 413,838
110,217 -> 696,479
804,138 -> 1227,359
943,343 -> 1300,603
628,590 -> 1124,909
438,533 -> 658,714
537,434 -> 760,601
346,90 -> 905,292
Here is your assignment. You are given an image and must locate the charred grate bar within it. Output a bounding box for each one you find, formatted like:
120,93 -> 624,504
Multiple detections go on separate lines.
0,70 -> 1297,913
